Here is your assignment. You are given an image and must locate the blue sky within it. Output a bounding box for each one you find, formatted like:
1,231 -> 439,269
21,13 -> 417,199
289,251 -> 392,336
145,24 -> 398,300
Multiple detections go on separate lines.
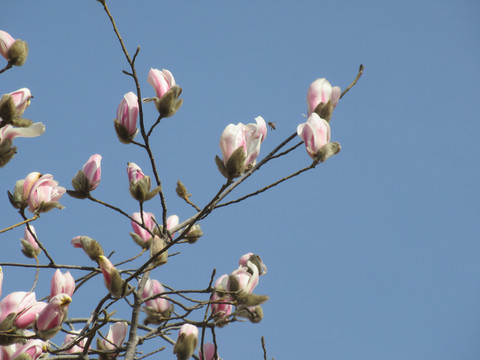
1,0 -> 480,359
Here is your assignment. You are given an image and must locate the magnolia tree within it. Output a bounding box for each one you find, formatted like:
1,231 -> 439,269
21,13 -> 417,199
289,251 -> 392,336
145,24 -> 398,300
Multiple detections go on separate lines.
0,2 -> 363,359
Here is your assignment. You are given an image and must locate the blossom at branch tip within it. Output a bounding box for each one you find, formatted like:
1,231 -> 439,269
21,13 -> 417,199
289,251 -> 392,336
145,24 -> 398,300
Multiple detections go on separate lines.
9,339 -> 46,360
81,154 -> 102,191
34,294 -> 71,340
239,253 -> 267,275
216,116 -> 267,179
0,291 -> 46,329
71,235 -> 104,262
130,211 -> 157,248
20,225 -> 41,259
26,173 -> 66,213
114,91 -> 138,144
199,343 -> 222,360
145,68 -> 183,117
297,112 -> 340,162
0,30 -> 15,60
127,162 -> 160,202
70,154 -> 102,197
97,321 -> 128,359
61,330 -> 87,354
0,30 -> 28,66
5,88 -> 32,117
307,78 -> 341,119
148,68 -> 176,99
142,278 -> 173,325
50,269 -> 75,299
98,256 -> 131,299
173,324 -> 199,360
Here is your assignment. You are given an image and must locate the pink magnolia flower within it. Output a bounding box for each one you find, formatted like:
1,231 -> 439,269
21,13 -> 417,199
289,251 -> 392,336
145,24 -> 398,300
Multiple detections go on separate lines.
307,78 -> 341,116
20,225 -> 41,258
0,291 -> 46,329
116,91 -> 139,137
15,300 -> 47,329
219,116 -> 267,172
50,269 -> 75,299
199,343 -> 221,360
148,68 -> 176,99
127,162 -> 146,184
167,214 -> 179,237
174,324 -> 199,360
239,253 -> 267,275
98,255 -> 130,298
0,122 -> 45,143
81,154 -> 102,191
131,211 -> 157,244
0,267 -> 3,299
26,173 -> 66,213
142,278 -> 173,324
210,292 -> 233,322
98,321 -> 128,357
9,339 -> 45,360
0,31 -> 15,60
34,293 -> 71,340
297,113 -> 331,159
7,88 -> 32,116
61,330 -> 87,354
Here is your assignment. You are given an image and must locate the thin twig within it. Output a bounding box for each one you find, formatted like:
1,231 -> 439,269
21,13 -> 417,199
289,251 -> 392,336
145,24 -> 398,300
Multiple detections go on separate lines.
0,213 -> 39,234
216,162 -> 315,208
340,64 -> 364,99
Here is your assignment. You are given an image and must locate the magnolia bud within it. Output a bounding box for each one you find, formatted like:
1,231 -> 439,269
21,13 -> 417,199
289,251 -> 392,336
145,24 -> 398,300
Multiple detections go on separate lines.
71,236 -> 104,261
185,224 -> 203,244
316,141 -> 341,163
150,236 -> 168,267
7,39 -> 29,66
173,324 -> 198,360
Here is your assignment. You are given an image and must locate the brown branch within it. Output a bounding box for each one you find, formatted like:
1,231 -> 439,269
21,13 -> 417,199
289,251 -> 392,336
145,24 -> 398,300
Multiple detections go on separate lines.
340,64 -> 364,99
0,213 -> 39,234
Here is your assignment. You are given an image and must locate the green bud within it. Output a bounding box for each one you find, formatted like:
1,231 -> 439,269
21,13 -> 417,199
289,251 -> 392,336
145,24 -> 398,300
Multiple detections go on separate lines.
129,176 -> 152,202
21,239 -> 41,259
0,141 -> 16,168
154,85 -> 183,117
313,100 -> 334,122
0,95 -> 16,124
150,236 -> 168,267
316,141 -> 341,163
8,39 -> 29,66
8,179 -> 25,209
236,292 -> 269,307
225,146 -> 246,179
70,169 -> 90,197
114,119 -> 134,144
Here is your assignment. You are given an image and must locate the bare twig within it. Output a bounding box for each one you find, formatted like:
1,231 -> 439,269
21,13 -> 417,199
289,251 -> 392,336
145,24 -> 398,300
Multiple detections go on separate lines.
340,64 -> 364,99
0,213 -> 39,234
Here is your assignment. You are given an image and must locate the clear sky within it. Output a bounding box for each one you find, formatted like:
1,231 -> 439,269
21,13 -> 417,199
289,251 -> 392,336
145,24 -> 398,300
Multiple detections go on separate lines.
1,0 -> 480,359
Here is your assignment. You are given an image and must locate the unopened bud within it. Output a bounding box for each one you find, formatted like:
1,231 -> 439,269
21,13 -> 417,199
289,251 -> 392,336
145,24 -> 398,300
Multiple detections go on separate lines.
313,100 -> 335,122
71,236 -> 104,262
316,141 -> 341,163
7,179 -> 25,209
154,85 -> 183,118
173,324 -> 198,360
176,180 -> 189,200
185,224 -> 203,244
8,39 -> 29,66
129,176 -> 151,202
150,236 -> 168,267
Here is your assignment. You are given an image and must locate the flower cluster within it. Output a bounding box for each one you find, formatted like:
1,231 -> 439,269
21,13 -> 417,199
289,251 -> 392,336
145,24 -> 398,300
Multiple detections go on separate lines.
210,253 -> 268,325
0,269 -> 74,357
141,278 -> 173,325
8,172 -> 65,213
297,78 -> 342,163
0,88 -> 45,167
216,116 -> 267,179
